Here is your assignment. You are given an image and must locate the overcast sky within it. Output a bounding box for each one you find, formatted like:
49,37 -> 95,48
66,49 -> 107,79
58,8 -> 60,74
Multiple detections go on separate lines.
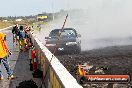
0,0 -> 88,17
0,0 -> 132,17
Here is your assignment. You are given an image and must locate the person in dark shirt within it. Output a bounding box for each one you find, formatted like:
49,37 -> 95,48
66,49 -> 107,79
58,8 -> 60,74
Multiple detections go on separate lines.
18,26 -> 26,51
12,24 -> 19,45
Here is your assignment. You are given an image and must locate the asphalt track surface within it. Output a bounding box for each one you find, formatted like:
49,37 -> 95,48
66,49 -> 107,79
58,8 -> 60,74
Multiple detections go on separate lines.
0,29 -> 41,88
56,45 -> 132,87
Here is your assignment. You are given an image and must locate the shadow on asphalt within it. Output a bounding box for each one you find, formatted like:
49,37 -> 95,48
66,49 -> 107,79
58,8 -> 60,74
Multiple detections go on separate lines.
9,51 -> 41,88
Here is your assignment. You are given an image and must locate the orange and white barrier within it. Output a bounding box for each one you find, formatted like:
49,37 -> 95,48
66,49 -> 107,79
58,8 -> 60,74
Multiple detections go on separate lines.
31,48 -> 38,71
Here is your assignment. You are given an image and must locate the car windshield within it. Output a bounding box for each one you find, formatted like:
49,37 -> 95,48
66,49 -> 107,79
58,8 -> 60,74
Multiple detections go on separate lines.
49,29 -> 76,37
49,29 -> 60,37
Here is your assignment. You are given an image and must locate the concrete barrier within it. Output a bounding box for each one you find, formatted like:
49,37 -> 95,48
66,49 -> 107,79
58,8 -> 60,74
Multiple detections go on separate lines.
0,25 -> 15,31
31,34 -> 83,88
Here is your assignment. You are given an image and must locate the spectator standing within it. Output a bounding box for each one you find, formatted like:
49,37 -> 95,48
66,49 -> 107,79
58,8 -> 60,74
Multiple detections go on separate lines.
18,26 -> 26,51
12,24 -> 19,45
0,32 -> 15,80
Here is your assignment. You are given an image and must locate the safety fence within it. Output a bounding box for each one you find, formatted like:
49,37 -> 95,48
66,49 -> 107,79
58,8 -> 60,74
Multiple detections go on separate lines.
30,34 -> 83,88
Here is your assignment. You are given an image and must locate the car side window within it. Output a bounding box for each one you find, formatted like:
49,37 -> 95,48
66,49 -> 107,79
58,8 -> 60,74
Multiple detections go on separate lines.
49,30 -> 59,37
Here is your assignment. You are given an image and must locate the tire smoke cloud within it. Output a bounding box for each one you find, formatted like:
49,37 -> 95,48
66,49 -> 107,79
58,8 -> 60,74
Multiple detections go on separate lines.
37,0 -> 132,51
65,0 -> 132,50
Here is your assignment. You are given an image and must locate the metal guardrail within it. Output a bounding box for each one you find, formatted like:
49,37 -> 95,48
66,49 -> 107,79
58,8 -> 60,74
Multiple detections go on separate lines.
31,34 -> 83,88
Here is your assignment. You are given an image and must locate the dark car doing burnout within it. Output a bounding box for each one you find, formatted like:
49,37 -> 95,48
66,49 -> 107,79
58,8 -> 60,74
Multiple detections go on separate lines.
45,28 -> 81,54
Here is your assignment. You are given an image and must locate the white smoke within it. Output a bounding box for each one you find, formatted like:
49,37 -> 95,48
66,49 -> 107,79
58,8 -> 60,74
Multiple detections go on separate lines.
37,0 -> 132,50
66,0 -> 132,50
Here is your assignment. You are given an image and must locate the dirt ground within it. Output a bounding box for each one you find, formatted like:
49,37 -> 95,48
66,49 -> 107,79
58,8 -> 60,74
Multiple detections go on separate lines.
56,45 -> 132,87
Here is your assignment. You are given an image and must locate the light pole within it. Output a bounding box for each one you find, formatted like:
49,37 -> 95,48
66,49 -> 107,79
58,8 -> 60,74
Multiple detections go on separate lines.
51,0 -> 54,21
